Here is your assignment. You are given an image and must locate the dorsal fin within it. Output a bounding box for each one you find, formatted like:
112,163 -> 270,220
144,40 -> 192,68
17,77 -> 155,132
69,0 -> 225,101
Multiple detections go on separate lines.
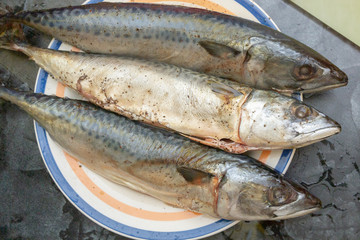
177,166 -> 214,185
199,40 -> 241,59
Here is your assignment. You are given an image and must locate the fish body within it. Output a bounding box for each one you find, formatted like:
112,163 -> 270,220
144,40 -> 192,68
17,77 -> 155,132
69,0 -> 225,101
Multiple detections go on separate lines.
1,2 -> 347,93
3,43 -> 341,153
0,86 -> 321,220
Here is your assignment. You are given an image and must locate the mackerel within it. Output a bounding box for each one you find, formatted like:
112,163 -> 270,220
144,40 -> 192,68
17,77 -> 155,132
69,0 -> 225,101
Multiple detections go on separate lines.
0,86 -> 321,220
2,43 -> 341,153
0,2 -> 348,93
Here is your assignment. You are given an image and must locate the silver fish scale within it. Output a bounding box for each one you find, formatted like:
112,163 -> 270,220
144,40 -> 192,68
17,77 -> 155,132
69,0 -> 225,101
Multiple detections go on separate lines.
0,88 -> 255,173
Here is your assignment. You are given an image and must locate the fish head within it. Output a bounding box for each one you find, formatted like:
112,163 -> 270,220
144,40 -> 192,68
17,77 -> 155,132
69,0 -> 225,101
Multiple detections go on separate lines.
238,90 -> 341,149
217,163 -> 321,220
242,36 -> 348,93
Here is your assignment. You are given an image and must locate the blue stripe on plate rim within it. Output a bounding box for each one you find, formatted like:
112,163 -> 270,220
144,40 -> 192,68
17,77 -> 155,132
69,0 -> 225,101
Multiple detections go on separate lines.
33,0 -> 295,239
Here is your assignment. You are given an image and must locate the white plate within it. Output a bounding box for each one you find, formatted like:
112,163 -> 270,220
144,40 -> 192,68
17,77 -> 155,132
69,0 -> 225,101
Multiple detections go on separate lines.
34,0 -> 299,239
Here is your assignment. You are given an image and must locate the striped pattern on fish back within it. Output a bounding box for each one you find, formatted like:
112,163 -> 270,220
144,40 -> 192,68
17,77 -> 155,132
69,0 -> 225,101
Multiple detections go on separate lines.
7,2 -> 287,51
0,87 -> 257,174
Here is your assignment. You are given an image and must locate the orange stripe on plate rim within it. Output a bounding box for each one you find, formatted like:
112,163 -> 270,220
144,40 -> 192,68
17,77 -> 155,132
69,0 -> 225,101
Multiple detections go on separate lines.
258,150 -> 271,164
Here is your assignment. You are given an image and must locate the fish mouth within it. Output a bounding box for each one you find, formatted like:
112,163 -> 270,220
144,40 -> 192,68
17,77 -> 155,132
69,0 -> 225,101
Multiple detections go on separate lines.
300,70 -> 348,94
272,80 -> 348,94
292,126 -> 341,147
300,81 -> 348,94
273,205 -> 321,220
272,193 -> 322,220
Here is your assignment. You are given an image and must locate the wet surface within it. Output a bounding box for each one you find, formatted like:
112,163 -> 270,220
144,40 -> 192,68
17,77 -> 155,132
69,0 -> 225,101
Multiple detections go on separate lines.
0,0 -> 359,239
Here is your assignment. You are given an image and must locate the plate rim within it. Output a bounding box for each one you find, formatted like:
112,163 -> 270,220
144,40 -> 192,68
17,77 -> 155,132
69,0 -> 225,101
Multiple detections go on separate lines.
33,0 -> 295,239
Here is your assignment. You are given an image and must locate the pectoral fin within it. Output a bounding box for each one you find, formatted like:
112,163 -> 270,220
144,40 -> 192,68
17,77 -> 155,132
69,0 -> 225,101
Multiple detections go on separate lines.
177,167 -> 214,185
209,81 -> 243,98
199,40 -> 241,59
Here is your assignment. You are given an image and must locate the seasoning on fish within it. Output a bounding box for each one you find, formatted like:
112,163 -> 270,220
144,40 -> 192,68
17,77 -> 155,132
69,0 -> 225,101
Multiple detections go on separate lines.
0,85 -> 322,220
0,2 -> 347,93
2,43 -> 341,153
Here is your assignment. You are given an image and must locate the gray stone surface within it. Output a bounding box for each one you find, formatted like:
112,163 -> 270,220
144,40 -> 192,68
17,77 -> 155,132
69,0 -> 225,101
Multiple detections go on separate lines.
0,0 -> 359,239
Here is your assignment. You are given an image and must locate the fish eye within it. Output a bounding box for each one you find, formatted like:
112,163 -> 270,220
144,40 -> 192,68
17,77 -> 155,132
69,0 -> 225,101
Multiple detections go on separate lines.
291,103 -> 312,119
267,185 -> 297,206
293,64 -> 316,80
295,105 -> 311,118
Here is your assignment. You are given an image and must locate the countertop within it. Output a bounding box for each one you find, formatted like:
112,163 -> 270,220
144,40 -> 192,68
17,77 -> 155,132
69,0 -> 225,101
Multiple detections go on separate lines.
0,0 -> 359,239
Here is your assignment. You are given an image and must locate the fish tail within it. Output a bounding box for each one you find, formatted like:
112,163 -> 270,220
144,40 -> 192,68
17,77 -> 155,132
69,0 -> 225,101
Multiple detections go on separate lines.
0,84 -> 28,108
0,5 -> 22,26
0,67 -> 30,106
0,6 -> 27,49
0,38 -> 23,51
0,84 -> 14,105
0,73 -> 13,99
0,20 -> 28,51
